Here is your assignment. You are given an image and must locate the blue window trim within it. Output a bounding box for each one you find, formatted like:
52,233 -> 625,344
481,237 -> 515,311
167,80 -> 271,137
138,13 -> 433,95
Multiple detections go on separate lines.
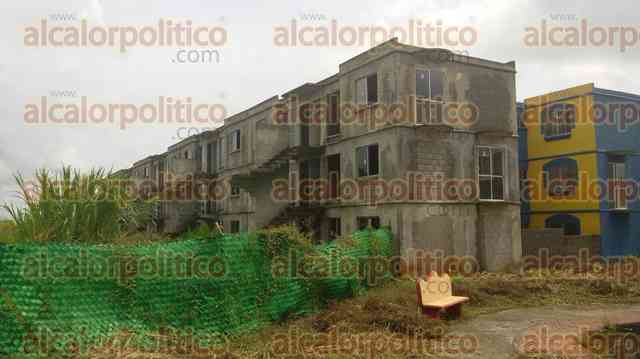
542,157 -> 578,197
540,102 -> 576,141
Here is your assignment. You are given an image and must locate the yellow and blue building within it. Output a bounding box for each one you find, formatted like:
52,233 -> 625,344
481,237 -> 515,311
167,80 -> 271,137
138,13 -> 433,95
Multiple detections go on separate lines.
519,83 -> 640,256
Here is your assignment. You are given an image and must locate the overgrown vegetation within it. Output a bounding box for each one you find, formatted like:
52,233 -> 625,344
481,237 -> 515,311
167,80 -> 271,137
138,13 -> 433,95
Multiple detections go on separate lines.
256,225 -> 315,257
0,219 -> 16,244
2,166 -> 155,244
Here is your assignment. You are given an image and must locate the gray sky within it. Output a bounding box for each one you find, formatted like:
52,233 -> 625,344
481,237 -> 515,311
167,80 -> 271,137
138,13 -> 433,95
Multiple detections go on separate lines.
1,0 -> 639,217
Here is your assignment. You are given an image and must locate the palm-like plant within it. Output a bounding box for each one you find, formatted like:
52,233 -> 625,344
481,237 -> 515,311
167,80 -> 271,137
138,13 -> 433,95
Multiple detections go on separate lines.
3,166 -> 155,243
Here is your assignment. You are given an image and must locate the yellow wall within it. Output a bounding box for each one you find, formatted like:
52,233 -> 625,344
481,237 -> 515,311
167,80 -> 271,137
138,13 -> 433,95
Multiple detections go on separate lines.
529,212 -> 601,235
524,84 -> 596,159
527,153 -> 600,212
524,83 -> 601,235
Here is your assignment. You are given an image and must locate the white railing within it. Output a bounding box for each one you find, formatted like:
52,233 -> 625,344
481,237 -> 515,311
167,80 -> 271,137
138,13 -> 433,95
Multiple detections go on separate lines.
415,97 -> 443,125
612,181 -> 628,210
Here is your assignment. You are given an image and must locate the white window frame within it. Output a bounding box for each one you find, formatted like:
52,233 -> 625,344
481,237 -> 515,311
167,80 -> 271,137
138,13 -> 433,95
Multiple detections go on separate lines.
355,74 -> 377,105
477,146 -> 506,201
229,129 -> 241,153
326,92 -> 341,139
415,68 -> 444,101
415,68 -> 444,124
355,144 -> 380,178
356,77 -> 367,105
609,160 -> 627,210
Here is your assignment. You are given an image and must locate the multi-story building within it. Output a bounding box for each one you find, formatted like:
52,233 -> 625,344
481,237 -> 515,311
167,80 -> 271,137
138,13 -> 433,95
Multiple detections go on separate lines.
521,83 -> 640,256
129,154 -> 166,231
122,39 -> 522,270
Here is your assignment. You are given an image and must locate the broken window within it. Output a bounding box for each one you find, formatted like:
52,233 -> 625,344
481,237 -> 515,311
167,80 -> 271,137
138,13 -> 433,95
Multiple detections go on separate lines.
416,69 -> 429,98
230,220 -> 240,233
299,103 -> 312,124
328,217 -> 341,240
357,216 -> 380,230
196,145 -> 203,171
356,74 -> 378,105
478,147 -> 505,200
206,143 -> 214,173
200,200 -> 208,217
218,138 -> 225,170
326,92 -> 341,138
229,129 -> 241,152
356,144 -> 379,177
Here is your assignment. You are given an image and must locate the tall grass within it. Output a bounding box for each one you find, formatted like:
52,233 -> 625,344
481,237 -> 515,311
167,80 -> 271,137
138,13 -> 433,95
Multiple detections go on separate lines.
2,166 -> 155,243
0,219 -> 16,244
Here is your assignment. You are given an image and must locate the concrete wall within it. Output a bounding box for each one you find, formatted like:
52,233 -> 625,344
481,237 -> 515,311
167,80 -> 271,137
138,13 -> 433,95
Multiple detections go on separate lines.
287,41 -> 521,270
522,228 -> 601,257
477,203 -> 522,271
122,40 -> 522,271
216,98 -> 291,232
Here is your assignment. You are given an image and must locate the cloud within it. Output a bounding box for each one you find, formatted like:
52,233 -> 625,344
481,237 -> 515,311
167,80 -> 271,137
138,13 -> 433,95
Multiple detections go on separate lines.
0,0 -> 638,219
79,0 -> 104,24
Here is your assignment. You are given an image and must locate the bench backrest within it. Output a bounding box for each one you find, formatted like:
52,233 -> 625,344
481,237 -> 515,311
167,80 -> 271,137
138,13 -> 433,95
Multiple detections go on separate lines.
416,271 -> 453,305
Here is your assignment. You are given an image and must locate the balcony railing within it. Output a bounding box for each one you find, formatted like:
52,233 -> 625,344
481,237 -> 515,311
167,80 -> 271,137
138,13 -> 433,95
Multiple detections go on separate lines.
611,180 -> 628,210
415,97 -> 444,125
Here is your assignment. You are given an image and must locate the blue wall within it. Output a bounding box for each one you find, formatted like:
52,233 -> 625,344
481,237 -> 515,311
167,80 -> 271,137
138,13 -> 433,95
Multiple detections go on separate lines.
594,89 -> 640,256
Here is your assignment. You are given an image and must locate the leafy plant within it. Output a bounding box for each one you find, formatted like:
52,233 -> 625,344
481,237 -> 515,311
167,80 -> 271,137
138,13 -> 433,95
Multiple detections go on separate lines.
256,225 -> 314,257
2,166 -> 155,243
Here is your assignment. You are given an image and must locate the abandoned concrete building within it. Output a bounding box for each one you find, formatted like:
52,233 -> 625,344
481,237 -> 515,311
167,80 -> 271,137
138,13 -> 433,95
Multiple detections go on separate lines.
125,39 -> 522,270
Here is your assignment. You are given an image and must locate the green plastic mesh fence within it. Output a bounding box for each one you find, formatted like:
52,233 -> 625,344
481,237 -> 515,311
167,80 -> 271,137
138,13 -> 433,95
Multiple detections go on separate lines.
0,228 -> 392,356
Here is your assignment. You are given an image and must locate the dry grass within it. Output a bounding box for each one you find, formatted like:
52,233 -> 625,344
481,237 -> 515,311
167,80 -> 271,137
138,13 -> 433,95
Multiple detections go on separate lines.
104,270 -> 640,359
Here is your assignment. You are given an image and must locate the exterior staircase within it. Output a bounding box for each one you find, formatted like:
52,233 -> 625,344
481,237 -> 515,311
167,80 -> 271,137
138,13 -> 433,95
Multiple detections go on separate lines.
267,203 -> 325,242
231,145 -> 324,190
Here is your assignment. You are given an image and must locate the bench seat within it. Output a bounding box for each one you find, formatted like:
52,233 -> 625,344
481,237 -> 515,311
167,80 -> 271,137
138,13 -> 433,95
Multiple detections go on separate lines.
422,296 -> 468,309
416,272 -> 469,319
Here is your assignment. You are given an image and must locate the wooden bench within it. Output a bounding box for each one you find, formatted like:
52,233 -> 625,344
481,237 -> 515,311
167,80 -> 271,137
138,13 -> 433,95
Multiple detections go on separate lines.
416,271 -> 468,319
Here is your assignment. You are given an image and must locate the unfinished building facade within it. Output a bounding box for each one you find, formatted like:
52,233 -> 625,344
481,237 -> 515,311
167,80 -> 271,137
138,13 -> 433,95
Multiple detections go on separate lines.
124,39 -> 522,271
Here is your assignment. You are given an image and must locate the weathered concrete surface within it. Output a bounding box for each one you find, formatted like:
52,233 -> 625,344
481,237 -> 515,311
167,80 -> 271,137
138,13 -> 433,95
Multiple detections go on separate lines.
447,304 -> 640,358
124,39 -> 523,271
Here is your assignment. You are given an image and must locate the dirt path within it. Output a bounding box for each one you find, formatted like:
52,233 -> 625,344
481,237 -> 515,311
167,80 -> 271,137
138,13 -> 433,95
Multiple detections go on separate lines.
446,304 -> 640,358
